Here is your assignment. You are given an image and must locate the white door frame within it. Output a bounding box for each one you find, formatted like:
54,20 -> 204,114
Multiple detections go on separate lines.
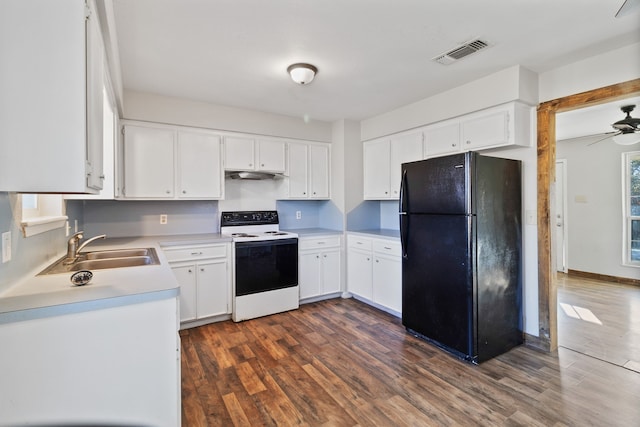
555,159 -> 569,273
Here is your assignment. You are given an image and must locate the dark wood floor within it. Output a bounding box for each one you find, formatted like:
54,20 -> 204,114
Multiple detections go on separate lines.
557,273 -> 640,372
180,296 -> 640,426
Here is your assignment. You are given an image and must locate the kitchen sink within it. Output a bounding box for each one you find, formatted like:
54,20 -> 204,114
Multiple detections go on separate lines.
38,247 -> 160,275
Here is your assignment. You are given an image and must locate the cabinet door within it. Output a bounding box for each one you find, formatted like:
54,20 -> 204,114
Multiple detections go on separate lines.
321,249 -> 341,294
310,145 -> 330,198
363,139 -> 391,199
347,249 -> 373,300
224,136 -> 255,170
85,2 -> 104,191
373,255 -> 402,313
299,251 -> 322,299
424,122 -> 460,158
178,132 -> 222,198
287,143 -> 309,198
171,264 -> 197,322
460,110 -> 509,150
197,259 -> 229,318
257,140 -> 286,172
389,133 -> 423,198
123,125 -> 175,198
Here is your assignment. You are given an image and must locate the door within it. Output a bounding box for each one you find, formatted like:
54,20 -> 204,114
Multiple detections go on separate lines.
171,263 -> 197,322
235,239 -> 298,296
178,131 -> 222,198
288,143 -> 309,198
555,160 -> 568,272
197,259 -> 228,318
364,139 -> 391,198
373,254 -> 402,312
347,249 -> 373,299
400,152 -> 469,215
257,140 -> 286,172
310,145 -> 330,198
224,136 -> 255,170
123,125 -> 175,198
321,250 -> 341,294
299,251 -> 322,299
402,214 -> 474,357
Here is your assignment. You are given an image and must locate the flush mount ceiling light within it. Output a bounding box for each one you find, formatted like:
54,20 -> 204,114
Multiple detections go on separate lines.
287,63 -> 318,85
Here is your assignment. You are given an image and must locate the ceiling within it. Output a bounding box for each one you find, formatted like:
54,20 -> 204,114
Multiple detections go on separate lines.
112,0 -> 640,126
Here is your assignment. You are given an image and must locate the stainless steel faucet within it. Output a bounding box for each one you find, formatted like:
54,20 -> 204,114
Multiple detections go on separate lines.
63,231 -> 106,264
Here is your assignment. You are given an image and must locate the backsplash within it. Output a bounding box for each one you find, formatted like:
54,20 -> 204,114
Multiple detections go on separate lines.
83,200 -> 219,238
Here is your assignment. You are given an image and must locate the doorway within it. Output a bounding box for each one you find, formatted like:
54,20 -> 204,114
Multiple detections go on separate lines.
536,78 -> 640,352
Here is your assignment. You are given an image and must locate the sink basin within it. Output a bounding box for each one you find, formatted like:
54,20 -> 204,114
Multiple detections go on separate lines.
84,248 -> 154,260
38,247 -> 160,275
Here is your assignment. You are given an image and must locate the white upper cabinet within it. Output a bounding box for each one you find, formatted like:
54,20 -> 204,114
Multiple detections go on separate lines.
363,139 -> 391,199
423,102 -> 532,158
224,137 -> 286,173
423,122 -> 460,157
364,131 -> 423,200
121,122 -> 224,200
123,125 -> 175,198
178,132 -> 223,199
0,0 -> 104,193
285,142 -> 330,199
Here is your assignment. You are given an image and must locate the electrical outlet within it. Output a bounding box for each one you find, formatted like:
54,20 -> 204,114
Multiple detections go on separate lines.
2,231 -> 11,263
160,214 -> 168,225
296,211 -> 302,220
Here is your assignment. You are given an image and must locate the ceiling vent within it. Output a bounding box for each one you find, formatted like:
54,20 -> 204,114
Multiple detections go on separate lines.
432,39 -> 490,65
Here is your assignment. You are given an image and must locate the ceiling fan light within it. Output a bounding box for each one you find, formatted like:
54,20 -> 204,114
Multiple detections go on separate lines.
287,63 -> 317,85
612,132 -> 640,145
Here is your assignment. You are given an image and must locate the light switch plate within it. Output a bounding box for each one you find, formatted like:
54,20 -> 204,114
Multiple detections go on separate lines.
2,231 -> 11,263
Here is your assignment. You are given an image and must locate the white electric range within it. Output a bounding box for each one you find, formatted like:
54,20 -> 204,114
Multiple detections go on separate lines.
220,211 -> 299,321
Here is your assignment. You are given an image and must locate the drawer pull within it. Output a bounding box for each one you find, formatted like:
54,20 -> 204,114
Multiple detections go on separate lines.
317,241 -> 325,245
191,251 -> 203,255
384,246 -> 392,250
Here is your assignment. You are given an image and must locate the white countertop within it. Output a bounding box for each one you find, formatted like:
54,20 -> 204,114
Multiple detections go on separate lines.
347,229 -> 400,239
0,233 -> 231,324
285,228 -> 343,237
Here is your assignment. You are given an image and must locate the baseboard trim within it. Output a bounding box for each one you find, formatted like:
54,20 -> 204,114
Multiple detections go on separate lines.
524,332 -> 551,353
567,269 -> 640,287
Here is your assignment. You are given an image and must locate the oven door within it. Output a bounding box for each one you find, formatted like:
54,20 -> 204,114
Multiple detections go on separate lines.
235,238 -> 298,296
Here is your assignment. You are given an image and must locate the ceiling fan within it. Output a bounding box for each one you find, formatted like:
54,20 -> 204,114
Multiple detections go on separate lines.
615,0 -> 640,17
589,104 -> 640,146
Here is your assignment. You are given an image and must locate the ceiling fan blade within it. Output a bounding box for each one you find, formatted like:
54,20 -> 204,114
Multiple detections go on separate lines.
616,0 -> 640,17
587,132 -> 621,146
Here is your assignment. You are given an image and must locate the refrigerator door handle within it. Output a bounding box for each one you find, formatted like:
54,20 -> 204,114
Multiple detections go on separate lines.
399,169 -> 408,258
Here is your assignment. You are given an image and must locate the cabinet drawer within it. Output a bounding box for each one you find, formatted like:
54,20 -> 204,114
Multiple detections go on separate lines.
299,236 -> 341,250
373,240 -> 401,256
163,244 -> 227,262
348,235 -> 372,251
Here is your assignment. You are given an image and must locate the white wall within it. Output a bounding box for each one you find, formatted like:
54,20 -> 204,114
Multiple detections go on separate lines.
556,136 -> 639,280
124,90 -> 332,142
360,65 -> 539,141
539,42 -> 640,103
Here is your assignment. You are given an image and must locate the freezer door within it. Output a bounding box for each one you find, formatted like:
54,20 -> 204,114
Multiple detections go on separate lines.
401,153 -> 470,215
402,214 -> 475,358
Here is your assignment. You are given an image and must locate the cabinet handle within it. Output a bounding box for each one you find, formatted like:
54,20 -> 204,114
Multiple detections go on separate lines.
261,163 -> 265,167
188,269 -> 192,273
166,190 -> 171,194
376,259 -> 379,263
366,257 -> 370,261
200,268 -> 205,272
249,163 -> 253,167
451,143 -> 456,147
191,252 -> 203,255
317,241 -> 325,245
182,190 -> 187,194
323,254 -> 327,258
357,242 -> 363,245
99,175 -> 105,179
316,255 -> 320,259
303,192 -> 306,195
384,191 -> 388,194
466,140 -> 471,145
384,246 -> 391,250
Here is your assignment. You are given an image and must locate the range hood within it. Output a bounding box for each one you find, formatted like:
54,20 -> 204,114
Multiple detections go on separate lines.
225,171 -> 284,180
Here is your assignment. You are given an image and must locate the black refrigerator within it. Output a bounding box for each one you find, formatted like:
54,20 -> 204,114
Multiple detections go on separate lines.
399,151 -> 522,363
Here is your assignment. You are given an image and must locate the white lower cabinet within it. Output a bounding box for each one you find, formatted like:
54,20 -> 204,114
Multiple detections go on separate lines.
347,234 -> 402,314
163,243 -> 231,326
298,235 -> 342,300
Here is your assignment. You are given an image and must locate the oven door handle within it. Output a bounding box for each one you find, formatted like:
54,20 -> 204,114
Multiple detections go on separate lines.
234,238 -> 298,248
